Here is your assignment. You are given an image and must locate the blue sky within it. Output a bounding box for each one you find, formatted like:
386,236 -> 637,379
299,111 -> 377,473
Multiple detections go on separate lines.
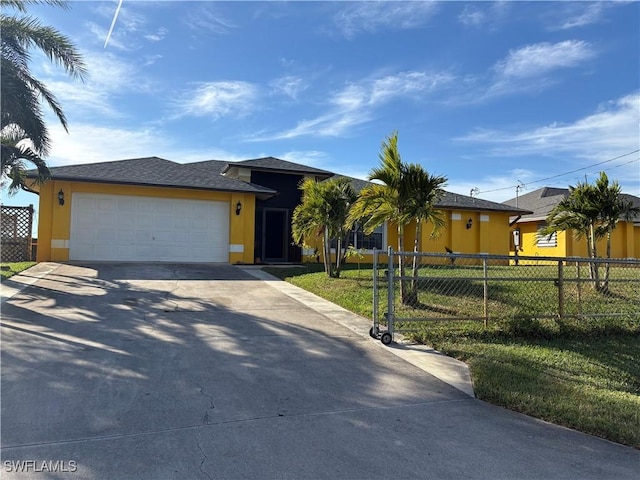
3,1 -> 639,229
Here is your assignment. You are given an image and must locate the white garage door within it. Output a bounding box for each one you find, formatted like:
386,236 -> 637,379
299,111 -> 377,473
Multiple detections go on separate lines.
70,193 -> 230,262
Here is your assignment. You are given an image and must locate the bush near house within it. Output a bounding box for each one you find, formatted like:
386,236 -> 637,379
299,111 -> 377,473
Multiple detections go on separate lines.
264,263 -> 640,449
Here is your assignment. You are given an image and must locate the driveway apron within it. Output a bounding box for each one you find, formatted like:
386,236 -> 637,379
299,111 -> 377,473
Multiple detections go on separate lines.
1,263 -> 638,479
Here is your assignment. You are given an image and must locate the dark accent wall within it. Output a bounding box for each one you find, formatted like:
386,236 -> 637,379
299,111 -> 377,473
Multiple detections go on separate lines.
252,171 -> 304,263
252,171 -> 304,209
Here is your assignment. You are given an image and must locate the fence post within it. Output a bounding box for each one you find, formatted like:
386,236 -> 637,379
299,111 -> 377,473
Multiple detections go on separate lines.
387,247 -> 394,340
372,249 -> 378,334
576,259 -> 582,317
558,261 -> 564,320
27,204 -> 34,261
483,256 -> 489,327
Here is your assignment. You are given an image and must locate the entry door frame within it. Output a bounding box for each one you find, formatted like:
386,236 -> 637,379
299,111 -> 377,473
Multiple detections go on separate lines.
261,207 -> 289,263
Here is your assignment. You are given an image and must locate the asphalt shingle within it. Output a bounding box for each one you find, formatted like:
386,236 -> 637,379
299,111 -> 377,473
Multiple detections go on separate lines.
224,157 -> 334,177
329,175 -> 530,214
503,187 -> 640,222
29,157 -> 277,195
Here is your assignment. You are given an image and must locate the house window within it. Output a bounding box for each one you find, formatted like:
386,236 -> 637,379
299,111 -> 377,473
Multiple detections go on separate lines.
331,224 -> 385,251
350,224 -> 384,250
537,223 -> 557,247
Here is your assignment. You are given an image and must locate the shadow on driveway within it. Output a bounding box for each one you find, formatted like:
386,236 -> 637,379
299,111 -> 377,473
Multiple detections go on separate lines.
1,263 -> 638,480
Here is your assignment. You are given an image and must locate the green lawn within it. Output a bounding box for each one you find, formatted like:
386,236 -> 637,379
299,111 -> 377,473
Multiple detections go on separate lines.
264,263 -> 640,448
0,262 -> 36,282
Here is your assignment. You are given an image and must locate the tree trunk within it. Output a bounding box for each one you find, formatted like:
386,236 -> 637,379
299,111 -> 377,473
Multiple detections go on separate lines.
334,235 -> 342,278
603,228 -> 612,291
322,228 -> 332,277
409,220 -> 422,305
398,223 -> 409,304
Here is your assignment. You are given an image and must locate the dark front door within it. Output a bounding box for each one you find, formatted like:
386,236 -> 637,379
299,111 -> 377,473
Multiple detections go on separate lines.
263,208 -> 287,262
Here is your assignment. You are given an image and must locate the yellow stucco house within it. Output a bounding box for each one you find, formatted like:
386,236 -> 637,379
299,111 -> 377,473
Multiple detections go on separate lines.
303,184 -> 531,265
28,156 -> 335,264
503,187 -> 640,260
28,156 -> 531,265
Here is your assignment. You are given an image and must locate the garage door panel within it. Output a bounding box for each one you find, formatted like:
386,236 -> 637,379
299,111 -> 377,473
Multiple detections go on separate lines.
70,193 -> 230,262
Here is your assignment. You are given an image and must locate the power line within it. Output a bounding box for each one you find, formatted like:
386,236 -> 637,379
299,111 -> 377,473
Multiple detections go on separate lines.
477,149 -> 640,195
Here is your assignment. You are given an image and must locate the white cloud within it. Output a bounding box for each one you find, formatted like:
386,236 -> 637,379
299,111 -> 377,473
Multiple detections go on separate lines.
249,70 -> 453,141
458,93 -> 640,159
44,123 -> 242,167
458,6 -> 486,27
145,26 -> 169,42
269,76 -> 309,100
41,51 -> 155,118
461,40 -> 598,100
183,4 -> 236,34
143,54 -> 163,67
173,82 -> 258,120
495,40 -> 595,79
454,93 -> 640,196
458,1 -> 510,29
333,1 -> 439,38
548,2 -> 606,30
370,71 -> 454,105
86,21 -> 133,52
446,170 -> 537,203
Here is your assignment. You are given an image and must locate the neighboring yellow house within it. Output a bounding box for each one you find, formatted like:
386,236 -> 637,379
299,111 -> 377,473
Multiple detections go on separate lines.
302,181 -> 531,264
503,187 -> 640,261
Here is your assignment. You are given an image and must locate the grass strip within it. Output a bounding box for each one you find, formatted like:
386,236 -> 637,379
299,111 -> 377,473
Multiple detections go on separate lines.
264,263 -> 640,448
1,262 -> 36,282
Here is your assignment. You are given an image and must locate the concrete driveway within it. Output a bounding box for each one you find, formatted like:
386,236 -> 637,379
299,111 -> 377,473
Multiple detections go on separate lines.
1,263 -> 638,479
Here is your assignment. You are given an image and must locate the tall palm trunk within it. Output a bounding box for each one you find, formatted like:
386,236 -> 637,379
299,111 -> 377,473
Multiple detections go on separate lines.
322,228 -> 332,277
603,227 -> 612,290
397,223 -> 409,304
409,220 -> 422,304
334,235 -> 342,278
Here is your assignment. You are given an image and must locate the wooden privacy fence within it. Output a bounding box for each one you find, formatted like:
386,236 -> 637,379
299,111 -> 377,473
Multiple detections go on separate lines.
1,205 -> 34,262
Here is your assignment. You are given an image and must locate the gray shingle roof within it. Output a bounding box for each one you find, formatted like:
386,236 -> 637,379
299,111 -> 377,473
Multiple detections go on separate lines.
327,174 -> 371,193
437,191 -> 531,214
503,187 -> 569,221
223,157 -> 334,177
329,175 -> 530,214
503,187 -> 640,222
29,157 -> 277,196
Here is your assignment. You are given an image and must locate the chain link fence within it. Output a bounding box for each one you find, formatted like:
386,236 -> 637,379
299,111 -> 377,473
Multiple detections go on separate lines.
371,248 -> 640,344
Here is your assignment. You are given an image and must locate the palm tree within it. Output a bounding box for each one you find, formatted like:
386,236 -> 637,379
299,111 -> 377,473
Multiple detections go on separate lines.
349,131 -> 447,304
1,0 -> 86,192
592,172 -> 640,288
541,172 -> 638,291
292,177 -> 356,278
403,163 -> 447,301
541,181 -> 601,288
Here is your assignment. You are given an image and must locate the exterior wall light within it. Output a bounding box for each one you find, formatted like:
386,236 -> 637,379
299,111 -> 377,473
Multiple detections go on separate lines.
58,189 -> 65,206
235,201 -> 242,215
466,218 -> 473,229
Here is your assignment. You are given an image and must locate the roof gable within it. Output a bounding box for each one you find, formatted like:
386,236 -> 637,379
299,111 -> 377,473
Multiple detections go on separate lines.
223,157 -> 333,177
